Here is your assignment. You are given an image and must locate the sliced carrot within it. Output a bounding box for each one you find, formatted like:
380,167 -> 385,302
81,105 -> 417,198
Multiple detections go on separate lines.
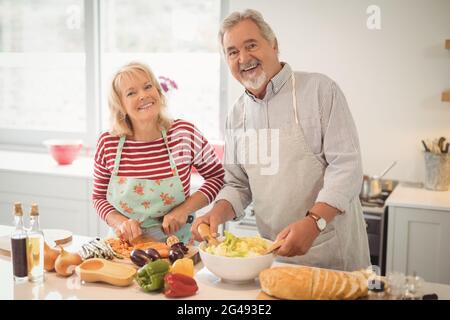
158,249 -> 169,258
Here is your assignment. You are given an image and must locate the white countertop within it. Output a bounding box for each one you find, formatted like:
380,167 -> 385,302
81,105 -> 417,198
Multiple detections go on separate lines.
1,225 -> 450,300
386,184 -> 450,211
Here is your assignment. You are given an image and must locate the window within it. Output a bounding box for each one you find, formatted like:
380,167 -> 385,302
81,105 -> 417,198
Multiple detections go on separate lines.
100,0 -> 222,141
0,0 -> 224,148
0,0 -> 87,146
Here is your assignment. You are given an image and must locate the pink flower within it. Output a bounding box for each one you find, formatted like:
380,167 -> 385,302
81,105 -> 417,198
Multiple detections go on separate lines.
158,76 -> 178,93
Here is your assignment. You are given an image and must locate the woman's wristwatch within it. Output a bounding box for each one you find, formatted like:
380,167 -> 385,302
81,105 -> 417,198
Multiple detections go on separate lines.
306,211 -> 327,232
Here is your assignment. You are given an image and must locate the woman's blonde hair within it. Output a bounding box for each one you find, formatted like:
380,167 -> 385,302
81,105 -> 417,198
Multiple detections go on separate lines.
108,62 -> 172,137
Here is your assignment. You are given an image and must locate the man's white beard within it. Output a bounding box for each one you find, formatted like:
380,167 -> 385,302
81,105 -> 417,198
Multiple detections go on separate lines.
243,71 -> 267,91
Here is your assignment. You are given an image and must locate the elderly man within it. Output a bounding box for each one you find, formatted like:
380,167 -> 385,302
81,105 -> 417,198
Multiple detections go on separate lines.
191,9 -> 370,271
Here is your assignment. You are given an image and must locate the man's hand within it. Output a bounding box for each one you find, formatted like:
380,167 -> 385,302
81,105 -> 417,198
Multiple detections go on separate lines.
162,207 -> 188,236
275,217 -> 320,257
190,200 -> 236,241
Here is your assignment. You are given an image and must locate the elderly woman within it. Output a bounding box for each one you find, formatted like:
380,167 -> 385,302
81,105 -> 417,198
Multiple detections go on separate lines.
92,62 -> 224,243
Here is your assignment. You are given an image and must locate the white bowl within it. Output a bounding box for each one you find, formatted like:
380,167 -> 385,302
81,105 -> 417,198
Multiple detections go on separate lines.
198,238 -> 275,283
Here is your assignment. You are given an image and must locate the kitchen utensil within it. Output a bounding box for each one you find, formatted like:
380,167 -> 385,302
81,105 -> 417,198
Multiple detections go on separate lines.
197,223 -> 220,246
362,161 -> 397,199
139,225 -> 167,243
128,215 -> 194,244
438,137 -> 446,153
265,238 -> 285,254
421,140 -> 430,152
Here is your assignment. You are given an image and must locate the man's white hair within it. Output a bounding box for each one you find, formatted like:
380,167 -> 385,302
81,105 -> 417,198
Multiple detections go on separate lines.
218,9 -> 278,53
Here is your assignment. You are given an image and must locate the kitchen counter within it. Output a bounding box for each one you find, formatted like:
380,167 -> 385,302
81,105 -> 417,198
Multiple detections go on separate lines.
385,184 -> 450,211
2,226 -> 450,300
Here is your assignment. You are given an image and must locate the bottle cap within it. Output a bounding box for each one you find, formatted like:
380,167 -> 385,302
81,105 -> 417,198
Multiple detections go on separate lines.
30,203 -> 39,216
14,203 -> 23,216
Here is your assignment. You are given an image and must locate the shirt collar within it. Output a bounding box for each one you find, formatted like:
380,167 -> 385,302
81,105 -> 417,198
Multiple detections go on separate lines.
245,62 -> 292,102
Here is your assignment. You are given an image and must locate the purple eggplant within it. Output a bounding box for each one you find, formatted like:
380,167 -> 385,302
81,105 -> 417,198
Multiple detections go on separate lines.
130,249 -> 152,267
144,248 -> 161,261
171,242 -> 188,254
169,248 -> 185,263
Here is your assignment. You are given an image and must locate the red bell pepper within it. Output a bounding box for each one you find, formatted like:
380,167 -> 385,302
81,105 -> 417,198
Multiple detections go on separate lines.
164,272 -> 198,298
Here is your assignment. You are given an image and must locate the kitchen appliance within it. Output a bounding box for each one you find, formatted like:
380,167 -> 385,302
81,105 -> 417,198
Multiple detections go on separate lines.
360,177 -> 400,276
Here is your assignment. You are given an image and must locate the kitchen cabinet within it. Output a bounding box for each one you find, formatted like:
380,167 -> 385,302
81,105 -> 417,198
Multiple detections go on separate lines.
385,185 -> 450,284
0,170 -> 98,237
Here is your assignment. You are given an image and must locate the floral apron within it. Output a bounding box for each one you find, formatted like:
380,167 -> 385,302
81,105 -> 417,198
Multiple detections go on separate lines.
106,129 -> 192,243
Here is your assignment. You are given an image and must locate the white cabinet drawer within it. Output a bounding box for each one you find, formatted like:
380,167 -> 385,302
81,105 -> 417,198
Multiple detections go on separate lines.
0,171 -> 88,200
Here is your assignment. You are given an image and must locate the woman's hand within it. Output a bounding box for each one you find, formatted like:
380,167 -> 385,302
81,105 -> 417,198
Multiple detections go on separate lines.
115,219 -> 142,243
274,218 -> 320,257
162,208 -> 189,236
107,211 -> 142,243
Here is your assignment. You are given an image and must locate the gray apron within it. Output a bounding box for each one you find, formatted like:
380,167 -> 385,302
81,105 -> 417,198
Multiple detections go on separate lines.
240,73 -> 370,271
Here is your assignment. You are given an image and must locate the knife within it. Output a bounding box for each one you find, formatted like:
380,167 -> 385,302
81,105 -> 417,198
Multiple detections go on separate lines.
132,215 -> 195,245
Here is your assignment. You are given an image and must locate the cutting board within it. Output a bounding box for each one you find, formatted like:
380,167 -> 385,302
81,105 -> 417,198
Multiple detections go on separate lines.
0,229 -> 72,257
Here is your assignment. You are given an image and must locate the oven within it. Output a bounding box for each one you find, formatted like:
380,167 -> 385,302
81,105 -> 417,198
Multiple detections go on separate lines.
362,206 -> 387,275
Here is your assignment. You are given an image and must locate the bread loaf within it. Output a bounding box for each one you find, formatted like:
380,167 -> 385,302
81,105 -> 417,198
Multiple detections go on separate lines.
259,266 -> 370,300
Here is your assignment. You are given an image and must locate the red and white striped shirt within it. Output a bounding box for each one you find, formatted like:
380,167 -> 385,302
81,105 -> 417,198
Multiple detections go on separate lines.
92,119 -> 225,221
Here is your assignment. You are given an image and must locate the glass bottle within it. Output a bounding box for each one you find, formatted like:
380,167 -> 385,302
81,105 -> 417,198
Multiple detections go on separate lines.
368,278 -> 386,300
10,203 -> 28,283
26,204 -> 44,283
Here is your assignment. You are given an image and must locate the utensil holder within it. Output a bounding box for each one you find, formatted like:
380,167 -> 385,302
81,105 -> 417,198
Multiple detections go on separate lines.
423,152 -> 450,191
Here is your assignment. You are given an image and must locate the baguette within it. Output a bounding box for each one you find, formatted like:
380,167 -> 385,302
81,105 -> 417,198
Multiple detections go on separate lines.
259,266 -> 369,300
259,266 -> 314,300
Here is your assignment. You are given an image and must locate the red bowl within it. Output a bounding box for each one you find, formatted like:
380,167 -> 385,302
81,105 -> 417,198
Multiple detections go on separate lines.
43,140 -> 83,165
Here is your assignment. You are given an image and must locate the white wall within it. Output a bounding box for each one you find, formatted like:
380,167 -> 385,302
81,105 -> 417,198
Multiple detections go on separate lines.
225,0 -> 450,183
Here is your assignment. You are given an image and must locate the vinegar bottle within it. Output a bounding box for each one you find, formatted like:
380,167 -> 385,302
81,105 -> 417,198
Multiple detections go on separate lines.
27,204 -> 44,283
11,203 -> 28,283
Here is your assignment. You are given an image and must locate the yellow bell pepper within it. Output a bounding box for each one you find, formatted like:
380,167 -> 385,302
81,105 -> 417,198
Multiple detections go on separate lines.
169,258 -> 194,278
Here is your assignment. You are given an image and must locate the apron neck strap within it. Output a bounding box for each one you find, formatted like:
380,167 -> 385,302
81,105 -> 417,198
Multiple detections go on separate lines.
112,135 -> 126,176
161,128 -> 179,176
291,73 -> 299,125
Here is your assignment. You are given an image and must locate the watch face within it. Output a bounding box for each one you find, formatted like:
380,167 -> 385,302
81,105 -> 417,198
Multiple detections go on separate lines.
317,218 -> 327,231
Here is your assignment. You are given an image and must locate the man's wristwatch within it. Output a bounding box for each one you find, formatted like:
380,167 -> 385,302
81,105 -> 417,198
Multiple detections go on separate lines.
306,211 -> 327,232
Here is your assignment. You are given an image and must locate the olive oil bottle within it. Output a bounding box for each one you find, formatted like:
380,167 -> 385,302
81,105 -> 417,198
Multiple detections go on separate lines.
11,203 -> 28,283
26,204 -> 44,283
